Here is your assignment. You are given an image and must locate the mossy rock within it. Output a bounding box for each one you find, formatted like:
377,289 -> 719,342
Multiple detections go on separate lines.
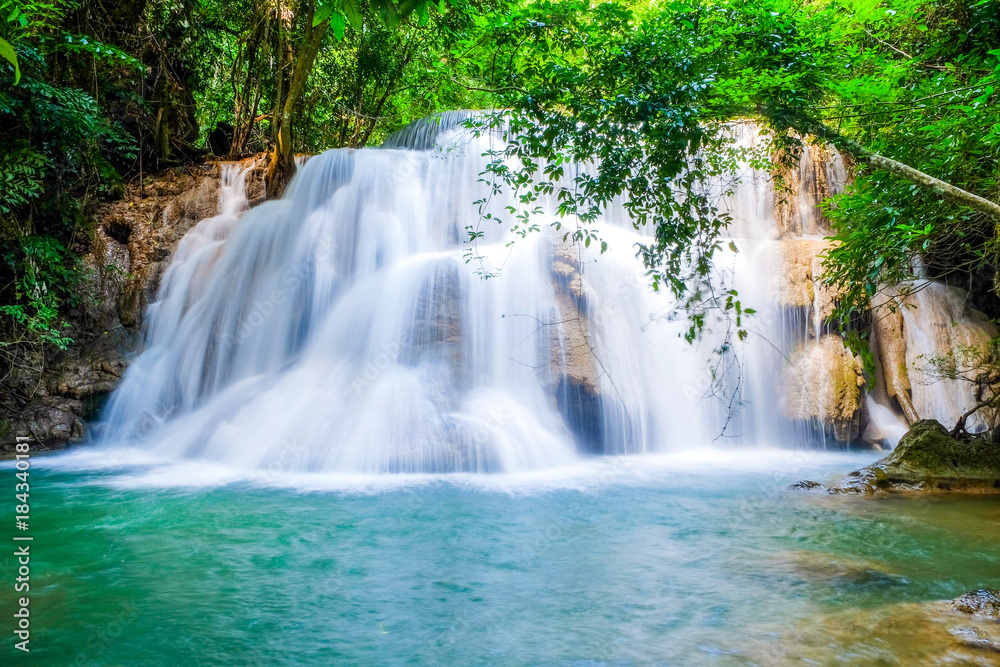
829,420 -> 1000,494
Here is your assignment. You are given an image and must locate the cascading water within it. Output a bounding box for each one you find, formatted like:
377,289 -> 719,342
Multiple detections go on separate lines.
93,114 -> 988,473
900,281 -> 997,431
98,118 -> 717,473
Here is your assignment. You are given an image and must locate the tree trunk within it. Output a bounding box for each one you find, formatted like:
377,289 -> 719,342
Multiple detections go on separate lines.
772,110 -> 1000,220
266,11 -> 328,198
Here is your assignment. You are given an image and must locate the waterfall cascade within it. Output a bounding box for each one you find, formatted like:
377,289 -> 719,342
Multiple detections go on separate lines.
95,115 -> 994,473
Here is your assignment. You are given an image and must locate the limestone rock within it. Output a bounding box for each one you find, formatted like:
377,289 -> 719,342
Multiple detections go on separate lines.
399,260 -> 466,394
549,240 -> 604,452
829,419 -> 1000,494
773,141 -> 846,237
779,335 -> 865,442
765,238 -> 835,315
952,589 -> 1000,621
872,293 -> 919,423
1,155 -> 269,450
2,398 -> 85,451
900,283 -> 999,432
550,240 -> 599,396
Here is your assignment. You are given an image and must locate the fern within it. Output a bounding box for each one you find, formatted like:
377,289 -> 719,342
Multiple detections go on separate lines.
0,148 -> 47,214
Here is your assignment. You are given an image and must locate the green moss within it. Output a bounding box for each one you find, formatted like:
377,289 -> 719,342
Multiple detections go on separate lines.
870,420 -> 1000,489
831,420 -> 1000,493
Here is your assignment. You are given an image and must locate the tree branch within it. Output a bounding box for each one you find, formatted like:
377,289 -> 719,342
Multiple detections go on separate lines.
767,109 -> 1000,221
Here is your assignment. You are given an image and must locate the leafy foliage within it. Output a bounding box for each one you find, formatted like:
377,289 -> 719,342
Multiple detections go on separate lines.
819,0 -> 1000,321
441,0 -> 999,352
457,0 -> 841,342
1,0 -> 139,368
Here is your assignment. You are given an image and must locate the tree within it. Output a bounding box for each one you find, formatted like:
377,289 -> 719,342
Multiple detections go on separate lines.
0,0 -> 143,380
265,0 -> 444,197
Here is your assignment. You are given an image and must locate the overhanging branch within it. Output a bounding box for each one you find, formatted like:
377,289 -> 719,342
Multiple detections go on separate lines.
764,109 -> 1000,221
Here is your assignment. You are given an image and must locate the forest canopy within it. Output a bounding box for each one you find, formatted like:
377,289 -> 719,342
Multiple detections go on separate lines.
1,0 -> 998,362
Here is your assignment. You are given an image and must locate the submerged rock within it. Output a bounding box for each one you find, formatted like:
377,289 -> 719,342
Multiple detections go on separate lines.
769,550 -> 907,593
952,589 -> 1000,621
827,420 -> 1000,494
742,598 -> 1000,665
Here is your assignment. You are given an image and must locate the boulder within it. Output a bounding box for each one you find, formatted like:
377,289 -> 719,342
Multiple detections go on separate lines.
825,420 -> 1000,494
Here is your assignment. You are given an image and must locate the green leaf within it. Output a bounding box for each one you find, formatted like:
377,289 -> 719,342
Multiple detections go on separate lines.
371,0 -> 400,29
0,37 -> 19,84
328,10 -> 346,39
313,3 -> 334,26
340,0 -> 364,30
398,0 -> 427,19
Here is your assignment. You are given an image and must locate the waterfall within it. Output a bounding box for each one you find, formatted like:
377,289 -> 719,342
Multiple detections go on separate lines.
899,282 -> 997,432
94,114 -> 987,473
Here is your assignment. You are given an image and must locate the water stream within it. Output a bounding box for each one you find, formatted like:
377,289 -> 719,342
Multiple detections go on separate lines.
7,453 -> 1000,665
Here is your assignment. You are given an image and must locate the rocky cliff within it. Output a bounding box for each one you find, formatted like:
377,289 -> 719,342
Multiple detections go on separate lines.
1,157 -> 266,449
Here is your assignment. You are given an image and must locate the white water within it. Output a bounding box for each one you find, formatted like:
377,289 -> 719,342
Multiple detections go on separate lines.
901,281 -> 997,432
92,115 -> 987,474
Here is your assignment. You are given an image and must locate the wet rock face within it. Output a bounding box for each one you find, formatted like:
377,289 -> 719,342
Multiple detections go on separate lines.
779,335 -> 865,443
549,240 -> 605,454
872,294 -> 919,424
1,156 -> 268,450
773,142 -> 846,237
766,238 -> 838,323
556,376 -> 604,454
399,260 -> 467,403
825,420 -> 1000,494
952,589 -> 1000,620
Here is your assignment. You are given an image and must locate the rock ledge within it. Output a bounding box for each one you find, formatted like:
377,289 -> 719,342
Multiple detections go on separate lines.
794,419 -> 1000,494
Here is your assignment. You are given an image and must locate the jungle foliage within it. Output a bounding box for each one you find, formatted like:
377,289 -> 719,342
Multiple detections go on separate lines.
0,0 -> 491,372
0,0 -> 998,376
449,0 -> 999,345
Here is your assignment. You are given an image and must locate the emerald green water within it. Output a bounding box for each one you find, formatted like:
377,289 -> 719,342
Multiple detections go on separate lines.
3,449 -> 999,665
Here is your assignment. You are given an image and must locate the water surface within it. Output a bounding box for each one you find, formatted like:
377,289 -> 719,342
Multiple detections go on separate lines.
4,449 -> 999,665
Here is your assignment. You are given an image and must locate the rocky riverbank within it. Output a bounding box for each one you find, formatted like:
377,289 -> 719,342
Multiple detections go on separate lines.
747,587 -> 1000,663
0,157 -> 267,452
794,419 -> 1000,494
